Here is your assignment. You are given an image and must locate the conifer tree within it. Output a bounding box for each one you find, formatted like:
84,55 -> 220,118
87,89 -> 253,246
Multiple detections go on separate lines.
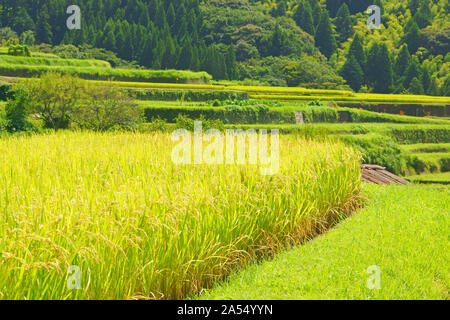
335,3 -> 353,43
404,19 -> 421,54
348,34 -> 365,72
409,77 -> 424,94
340,53 -> 364,92
365,42 -> 379,88
395,44 -> 412,77
404,57 -> 422,89
35,5 -> 53,44
293,0 -> 315,35
225,46 -> 239,80
315,10 -> 337,59
373,43 -> 393,93
414,0 -> 432,28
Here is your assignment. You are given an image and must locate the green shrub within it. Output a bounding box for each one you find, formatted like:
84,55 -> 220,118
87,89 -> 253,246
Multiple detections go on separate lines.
175,114 -> 225,132
130,89 -> 248,102
388,127 -> 450,144
0,64 -> 212,84
5,85 -> 36,132
0,84 -> 12,101
8,44 -> 31,57
338,134 -> 409,175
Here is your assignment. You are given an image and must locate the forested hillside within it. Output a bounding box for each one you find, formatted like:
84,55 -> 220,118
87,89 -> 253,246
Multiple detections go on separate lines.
0,0 -> 448,94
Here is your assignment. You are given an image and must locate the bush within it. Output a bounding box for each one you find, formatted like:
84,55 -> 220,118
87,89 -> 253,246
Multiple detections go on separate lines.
130,89 -> 248,102
339,134 -> 409,175
73,84 -> 143,131
389,127 -> 450,144
8,44 -> 30,57
0,84 -> 12,101
5,85 -> 36,132
175,114 -> 225,132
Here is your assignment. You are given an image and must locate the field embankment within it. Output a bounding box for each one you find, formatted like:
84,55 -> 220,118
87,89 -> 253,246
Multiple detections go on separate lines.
0,132 -> 361,300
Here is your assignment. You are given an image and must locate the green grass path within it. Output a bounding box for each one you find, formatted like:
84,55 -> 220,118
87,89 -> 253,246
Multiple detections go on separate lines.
199,184 -> 449,300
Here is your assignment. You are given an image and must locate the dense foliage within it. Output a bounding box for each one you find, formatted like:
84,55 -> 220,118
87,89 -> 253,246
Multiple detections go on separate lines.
0,0 -> 448,94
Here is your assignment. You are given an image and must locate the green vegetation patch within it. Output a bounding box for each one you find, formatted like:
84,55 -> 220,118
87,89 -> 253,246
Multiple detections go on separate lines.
407,172 -> 450,183
199,184 -> 450,300
0,55 -> 111,68
0,64 -> 212,84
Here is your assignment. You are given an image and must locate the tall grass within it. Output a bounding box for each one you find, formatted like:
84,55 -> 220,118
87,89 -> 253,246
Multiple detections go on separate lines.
0,132 -> 361,300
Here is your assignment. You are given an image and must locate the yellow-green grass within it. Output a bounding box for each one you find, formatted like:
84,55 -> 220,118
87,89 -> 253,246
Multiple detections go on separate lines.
250,94 -> 450,104
92,81 -> 450,104
2,74 -> 448,105
0,47 -> 60,59
0,55 -> 111,68
0,65 -> 212,84
0,131 -> 361,300
89,80 -> 354,96
199,184 -> 450,300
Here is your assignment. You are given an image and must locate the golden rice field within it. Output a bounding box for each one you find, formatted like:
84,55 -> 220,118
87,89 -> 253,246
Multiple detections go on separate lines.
0,132 -> 362,300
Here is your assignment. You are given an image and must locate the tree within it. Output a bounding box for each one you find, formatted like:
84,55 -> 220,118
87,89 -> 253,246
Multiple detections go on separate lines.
404,57 -> 422,89
335,3 -> 353,43
404,19 -> 421,54
73,83 -> 142,131
427,77 -> 439,96
340,53 -> 364,92
19,30 -> 35,46
414,0 -> 432,28
348,34 -> 366,73
11,7 -> 35,34
372,43 -> 393,93
225,46 -> 239,80
293,0 -> 315,35
5,84 -> 35,132
421,66 -> 431,94
35,5 -> 53,44
409,77 -> 424,95
315,10 -> 337,59
365,42 -> 379,88
23,73 -> 85,129
395,44 -> 411,77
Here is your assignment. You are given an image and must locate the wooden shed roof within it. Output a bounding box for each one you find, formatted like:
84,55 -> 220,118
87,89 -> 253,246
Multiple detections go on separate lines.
361,164 -> 411,185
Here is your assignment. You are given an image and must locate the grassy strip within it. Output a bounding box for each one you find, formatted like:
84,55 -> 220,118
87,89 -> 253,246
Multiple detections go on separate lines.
140,102 -> 450,125
0,47 -> 59,58
199,184 -> 450,300
407,172 -> 450,183
0,64 -> 212,83
410,153 -> 450,172
90,80 -> 353,96
0,55 -> 111,68
0,132 -> 361,299
401,143 -> 450,153
223,123 -> 450,143
250,94 -> 450,104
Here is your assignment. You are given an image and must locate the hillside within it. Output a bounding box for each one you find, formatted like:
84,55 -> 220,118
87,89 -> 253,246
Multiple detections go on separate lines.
0,0 -> 448,94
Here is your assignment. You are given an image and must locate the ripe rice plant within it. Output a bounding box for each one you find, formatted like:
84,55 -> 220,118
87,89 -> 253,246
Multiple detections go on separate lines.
0,132 -> 361,300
